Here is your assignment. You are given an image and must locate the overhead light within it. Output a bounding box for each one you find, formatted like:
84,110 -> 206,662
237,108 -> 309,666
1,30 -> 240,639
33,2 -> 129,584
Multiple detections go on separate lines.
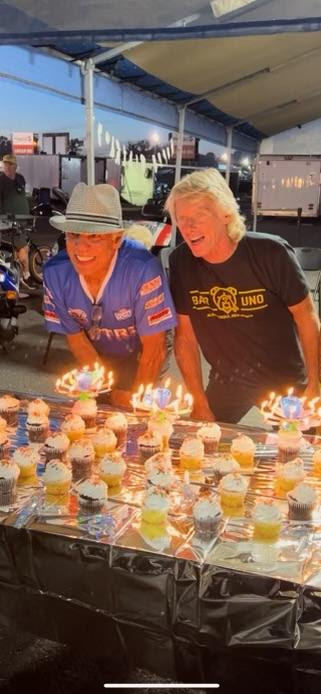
210,0 -> 256,18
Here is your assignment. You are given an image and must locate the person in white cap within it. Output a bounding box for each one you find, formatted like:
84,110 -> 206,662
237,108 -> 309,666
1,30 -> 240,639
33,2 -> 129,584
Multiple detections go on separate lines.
43,182 -> 176,408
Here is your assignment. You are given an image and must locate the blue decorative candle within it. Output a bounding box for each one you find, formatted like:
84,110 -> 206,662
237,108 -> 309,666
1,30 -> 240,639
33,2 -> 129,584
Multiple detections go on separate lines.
154,387 -> 172,409
76,370 -> 94,391
280,395 -> 303,420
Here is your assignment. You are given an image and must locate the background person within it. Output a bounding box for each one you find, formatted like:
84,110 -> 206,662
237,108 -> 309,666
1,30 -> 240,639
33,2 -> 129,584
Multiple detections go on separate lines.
0,154 -> 35,295
43,182 -> 176,409
165,168 -> 320,423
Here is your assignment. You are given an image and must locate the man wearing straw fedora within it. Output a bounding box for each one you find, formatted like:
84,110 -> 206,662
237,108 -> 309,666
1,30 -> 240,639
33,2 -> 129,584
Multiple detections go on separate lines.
43,182 -> 176,408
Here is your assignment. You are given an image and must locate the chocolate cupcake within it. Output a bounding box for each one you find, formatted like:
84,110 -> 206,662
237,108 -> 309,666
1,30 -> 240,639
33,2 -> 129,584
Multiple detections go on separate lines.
137,430 -> 162,461
26,413 -> 49,443
104,412 -> 128,449
0,458 -> 20,506
76,476 -> 108,513
287,482 -> 317,521
197,423 -> 222,454
211,455 -> 240,483
71,399 -> 97,431
68,438 -> 95,481
43,432 -> 70,464
193,496 -> 223,541
0,395 -> 20,426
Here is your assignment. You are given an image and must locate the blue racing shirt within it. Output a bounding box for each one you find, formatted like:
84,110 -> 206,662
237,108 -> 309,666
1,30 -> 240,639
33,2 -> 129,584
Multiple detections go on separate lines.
43,239 -> 177,358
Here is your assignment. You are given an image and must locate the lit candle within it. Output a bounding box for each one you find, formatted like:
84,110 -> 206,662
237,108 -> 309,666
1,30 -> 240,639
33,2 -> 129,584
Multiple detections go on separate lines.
280,393 -> 303,420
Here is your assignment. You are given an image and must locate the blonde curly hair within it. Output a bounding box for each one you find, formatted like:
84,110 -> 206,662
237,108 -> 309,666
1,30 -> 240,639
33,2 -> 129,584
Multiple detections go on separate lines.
165,168 -> 246,243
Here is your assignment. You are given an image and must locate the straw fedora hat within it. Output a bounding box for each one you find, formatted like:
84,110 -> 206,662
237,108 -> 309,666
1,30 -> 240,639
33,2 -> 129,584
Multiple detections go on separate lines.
50,182 -> 123,233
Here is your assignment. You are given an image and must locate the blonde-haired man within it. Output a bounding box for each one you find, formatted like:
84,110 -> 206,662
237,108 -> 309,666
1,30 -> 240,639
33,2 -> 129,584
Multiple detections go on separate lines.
166,168 -> 320,423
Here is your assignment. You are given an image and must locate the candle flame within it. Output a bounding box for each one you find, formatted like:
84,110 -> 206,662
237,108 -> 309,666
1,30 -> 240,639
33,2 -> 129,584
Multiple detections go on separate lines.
164,377 -> 171,389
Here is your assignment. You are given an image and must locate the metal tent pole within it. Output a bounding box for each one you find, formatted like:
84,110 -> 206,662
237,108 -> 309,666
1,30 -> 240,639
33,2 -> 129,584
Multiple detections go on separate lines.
171,106 -> 186,248
84,58 -> 95,185
225,125 -> 233,187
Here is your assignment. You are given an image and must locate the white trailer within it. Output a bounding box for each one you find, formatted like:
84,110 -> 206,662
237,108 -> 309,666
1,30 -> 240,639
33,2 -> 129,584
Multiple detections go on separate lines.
252,154 -> 321,218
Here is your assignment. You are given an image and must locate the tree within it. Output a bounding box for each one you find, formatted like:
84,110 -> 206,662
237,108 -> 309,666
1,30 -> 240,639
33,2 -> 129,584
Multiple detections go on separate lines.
0,136 -> 12,158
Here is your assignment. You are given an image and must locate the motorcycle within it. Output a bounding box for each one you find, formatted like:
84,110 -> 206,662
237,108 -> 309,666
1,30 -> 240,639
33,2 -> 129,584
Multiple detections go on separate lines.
0,224 -> 26,347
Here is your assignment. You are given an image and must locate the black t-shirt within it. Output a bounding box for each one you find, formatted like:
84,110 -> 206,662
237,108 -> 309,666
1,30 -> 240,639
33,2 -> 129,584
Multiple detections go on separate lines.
169,232 -> 309,393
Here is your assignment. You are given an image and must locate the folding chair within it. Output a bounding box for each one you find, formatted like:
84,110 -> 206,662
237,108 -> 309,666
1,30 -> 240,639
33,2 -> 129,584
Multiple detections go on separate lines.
294,247 -> 321,317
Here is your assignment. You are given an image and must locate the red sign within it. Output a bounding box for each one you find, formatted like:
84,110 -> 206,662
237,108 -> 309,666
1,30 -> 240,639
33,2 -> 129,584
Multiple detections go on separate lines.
12,132 -> 34,155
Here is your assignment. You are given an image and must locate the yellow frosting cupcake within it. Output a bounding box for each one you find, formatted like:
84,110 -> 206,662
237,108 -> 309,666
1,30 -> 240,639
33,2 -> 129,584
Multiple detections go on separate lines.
98,452 -> 127,487
230,434 -> 256,469
179,436 -> 204,471
43,460 -> 72,497
141,488 -> 169,525
253,502 -> 282,542
92,427 -> 117,458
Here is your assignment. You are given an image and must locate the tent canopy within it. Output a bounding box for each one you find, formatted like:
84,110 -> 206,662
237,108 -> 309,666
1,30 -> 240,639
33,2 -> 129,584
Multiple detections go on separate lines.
1,1 -> 321,139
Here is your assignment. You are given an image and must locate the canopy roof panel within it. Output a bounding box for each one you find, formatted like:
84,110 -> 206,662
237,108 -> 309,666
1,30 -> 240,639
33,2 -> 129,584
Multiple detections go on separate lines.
1,1 -> 321,139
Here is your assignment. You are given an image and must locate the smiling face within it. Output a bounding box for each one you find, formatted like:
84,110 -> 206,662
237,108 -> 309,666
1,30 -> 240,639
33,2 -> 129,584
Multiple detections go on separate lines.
174,194 -> 233,262
66,231 -> 123,281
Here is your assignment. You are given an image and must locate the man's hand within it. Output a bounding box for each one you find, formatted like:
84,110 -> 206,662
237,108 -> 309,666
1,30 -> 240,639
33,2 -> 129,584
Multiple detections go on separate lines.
192,401 -> 215,422
109,389 -> 132,410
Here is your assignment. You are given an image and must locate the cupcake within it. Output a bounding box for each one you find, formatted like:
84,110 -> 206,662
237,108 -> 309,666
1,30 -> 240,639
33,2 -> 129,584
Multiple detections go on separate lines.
137,430 -> 162,461
0,433 -> 9,458
179,436 -> 204,471
197,423 -> 222,454
27,398 -> 50,417
253,501 -> 282,542
104,412 -> 128,448
43,432 -> 70,464
0,457 -> 20,502
98,452 -> 127,488
230,434 -> 256,469
26,413 -> 49,443
0,417 -> 7,432
12,445 -> 39,478
211,455 -> 240,483
43,459 -> 72,497
68,438 -> 95,481
277,423 -> 303,463
71,398 -> 97,430
76,476 -> 108,513
141,487 -> 169,525
144,451 -> 172,473
312,447 -> 321,477
61,414 -> 86,442
193,496 -> 222,541
147,411 -> 174,451
219,473 -> 248,508
146,466 -> 174,491
140,521 -> 170,552
0,395 -> 20,426
287,483 -> 318,521
0,458 -> 20,505
275,458 -> 305,494
92,427 -> 117,458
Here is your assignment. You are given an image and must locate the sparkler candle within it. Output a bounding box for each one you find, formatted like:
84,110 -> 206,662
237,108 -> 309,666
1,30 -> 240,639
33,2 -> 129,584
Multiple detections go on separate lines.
261,387 -> 321,431
131,381 -> 193,417
153,378 -> 172,409
56,363 -> 113,398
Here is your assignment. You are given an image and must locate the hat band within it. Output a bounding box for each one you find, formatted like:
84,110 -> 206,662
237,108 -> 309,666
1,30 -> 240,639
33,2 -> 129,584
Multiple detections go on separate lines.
66,212 -> 121,227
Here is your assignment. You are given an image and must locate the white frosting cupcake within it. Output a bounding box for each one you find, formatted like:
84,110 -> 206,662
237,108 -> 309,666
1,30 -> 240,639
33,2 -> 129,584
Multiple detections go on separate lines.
61,414 -> 86,435
12,446 -> 39,469
219,473 -> 248,493
253,502 -> 282,523
104,412 -> 127,431
43,460 -> 72,483
193,498 -> 222,522
279,458 -> 305,481
68,438 -> 95,462
27,398 -> 50,417
180,436 -> 204,459
72,399 -> 97,417
142,488 -> 169,512
0,458 -> 20,480
43,431 -> 70,458
231,434 -> 256,454
98,452 -> 127,477
147,468 -> 174,490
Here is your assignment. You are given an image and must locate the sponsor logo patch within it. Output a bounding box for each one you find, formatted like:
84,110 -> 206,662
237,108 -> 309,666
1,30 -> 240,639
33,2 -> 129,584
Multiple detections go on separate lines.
140,275 -> 161,296
44,309 -> 61,324
144,292 -> 164,310
147,307 -> 172,326
68,308 -> 88,326
114,307 -> 132,321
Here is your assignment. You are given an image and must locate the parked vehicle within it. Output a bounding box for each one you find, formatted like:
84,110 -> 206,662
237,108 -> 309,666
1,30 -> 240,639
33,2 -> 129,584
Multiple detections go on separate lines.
252,154 -> 321,218
0,216 -> 53,286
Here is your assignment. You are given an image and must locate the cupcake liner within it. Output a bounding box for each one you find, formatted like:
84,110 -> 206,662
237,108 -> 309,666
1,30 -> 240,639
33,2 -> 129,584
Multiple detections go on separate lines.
0,478 -> 16,506
203,440 -> 219,455
193,516 -> 222,540
278,446 -> 301,463
44,449 -> 67,465
287,498 -> 315,521
138,445 -> 161,462
27,425 -> 49,443
82,415 -> 97,430
71,459 -> 93,482
0,442 -> 9,457
78,497 -> 105,513
0,409 -> 18,426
